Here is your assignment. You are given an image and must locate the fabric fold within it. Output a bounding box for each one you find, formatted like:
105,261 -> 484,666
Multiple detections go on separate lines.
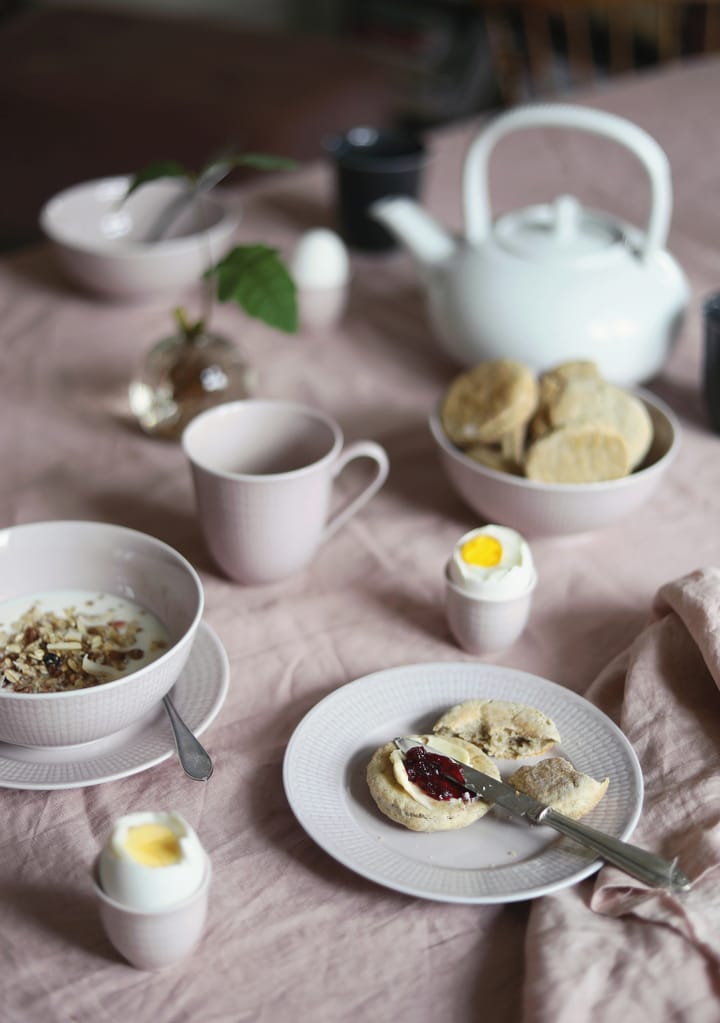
589,568 -> 720,963
522,569 -> 720,1023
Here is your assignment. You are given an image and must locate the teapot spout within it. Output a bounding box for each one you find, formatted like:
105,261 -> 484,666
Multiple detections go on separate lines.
369,197 -> 456,267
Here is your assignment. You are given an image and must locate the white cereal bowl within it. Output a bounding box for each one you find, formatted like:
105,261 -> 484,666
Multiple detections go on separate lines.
0,521 -> 204,747
429,389 -> 680,537
39,176 -> 238,301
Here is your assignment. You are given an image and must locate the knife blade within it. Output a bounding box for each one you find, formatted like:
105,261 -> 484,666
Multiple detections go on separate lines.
393,737 -> 691,892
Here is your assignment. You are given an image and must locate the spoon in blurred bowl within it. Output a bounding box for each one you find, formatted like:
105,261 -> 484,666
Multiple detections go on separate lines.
142,158 -> 234,243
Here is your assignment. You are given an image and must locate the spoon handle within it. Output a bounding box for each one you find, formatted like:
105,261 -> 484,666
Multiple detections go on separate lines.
163,694 -> 214,781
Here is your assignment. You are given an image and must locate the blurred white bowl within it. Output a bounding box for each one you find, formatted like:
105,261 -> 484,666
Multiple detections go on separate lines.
0,521 -> 203,747
429,389 -> 680,537
39,176 -> 238,301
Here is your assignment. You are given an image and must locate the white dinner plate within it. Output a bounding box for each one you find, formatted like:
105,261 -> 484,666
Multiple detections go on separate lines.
283,662 -> 643,904
0,620 -> 229,791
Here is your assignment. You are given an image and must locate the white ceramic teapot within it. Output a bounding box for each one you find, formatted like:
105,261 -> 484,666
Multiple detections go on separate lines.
371,104 -> 689,384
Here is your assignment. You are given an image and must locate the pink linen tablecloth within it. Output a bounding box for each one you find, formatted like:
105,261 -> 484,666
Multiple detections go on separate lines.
2,57 -> 720,1022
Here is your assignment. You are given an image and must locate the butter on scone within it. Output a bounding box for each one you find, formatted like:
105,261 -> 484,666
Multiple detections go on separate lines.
508,757 -> 609,819
433,698 -> 560,759
366,734 -> 500,832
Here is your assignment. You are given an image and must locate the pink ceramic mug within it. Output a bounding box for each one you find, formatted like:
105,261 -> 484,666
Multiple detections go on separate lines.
182,400 -> 390,584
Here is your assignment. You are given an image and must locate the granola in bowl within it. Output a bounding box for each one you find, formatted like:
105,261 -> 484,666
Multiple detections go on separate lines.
0,591 -> 170,694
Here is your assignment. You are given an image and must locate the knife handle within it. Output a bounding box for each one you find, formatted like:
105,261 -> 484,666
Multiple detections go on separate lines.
539,808 -> 691,892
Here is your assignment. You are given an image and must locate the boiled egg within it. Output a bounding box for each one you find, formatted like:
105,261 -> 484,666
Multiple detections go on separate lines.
98,811 -> 207,911
448,524 -> 536,599
290,228 -> 350,290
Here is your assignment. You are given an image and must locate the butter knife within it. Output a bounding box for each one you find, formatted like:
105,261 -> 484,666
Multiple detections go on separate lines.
393,737 -> 691,892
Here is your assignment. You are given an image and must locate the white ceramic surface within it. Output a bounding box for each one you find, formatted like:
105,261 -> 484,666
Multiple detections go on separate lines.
0,620 -> 228,790
371,104 -> 689,383
93,854 -> 212,970
445,566 -> 536,655
39,175 -> 238,301
0,521 -> 204,747
182,400 -> 389,584
283,662 -> 643,904
429,389 -> 680,537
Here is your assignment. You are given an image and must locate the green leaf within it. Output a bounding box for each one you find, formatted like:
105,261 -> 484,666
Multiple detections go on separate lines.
209,245 -> 298,334
173,306 -> 205,341
124,160 -> 191,199
228,153 -> 299,172
123,151 -> 297,202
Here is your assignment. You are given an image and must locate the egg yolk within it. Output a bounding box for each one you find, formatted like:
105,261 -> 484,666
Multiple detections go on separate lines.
460,535 -> 503,567
125,823 -> 182,867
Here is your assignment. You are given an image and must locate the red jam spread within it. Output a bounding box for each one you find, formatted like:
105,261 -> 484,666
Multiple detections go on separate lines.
403,745 -> 474,802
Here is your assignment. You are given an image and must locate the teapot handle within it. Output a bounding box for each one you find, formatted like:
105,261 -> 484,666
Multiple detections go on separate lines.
463,104 -> 672,264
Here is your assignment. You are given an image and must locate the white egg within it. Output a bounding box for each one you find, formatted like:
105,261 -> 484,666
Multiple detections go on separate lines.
290,228 -> 350,290
448,524 -> 536,599
98,811 -> 207,911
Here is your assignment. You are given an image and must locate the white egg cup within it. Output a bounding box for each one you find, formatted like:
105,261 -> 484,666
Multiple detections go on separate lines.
92,854 -> 212,971
445,561 -> 537,656
297,283 -> 349,331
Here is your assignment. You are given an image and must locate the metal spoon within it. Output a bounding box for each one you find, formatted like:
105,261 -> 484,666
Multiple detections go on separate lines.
143,158 -> 234,243
163,693 -> 214,781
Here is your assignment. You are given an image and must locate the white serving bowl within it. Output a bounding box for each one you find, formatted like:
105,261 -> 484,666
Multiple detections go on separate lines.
39,176 -> 238,301
0,521 -> 204,747
429,389 -> 680,537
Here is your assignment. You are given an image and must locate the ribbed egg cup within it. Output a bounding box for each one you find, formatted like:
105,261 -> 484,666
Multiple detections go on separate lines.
445,562 -> 537,656
92,854 -> 212,971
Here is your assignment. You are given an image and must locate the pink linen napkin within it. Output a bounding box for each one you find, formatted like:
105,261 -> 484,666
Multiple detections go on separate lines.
588,568 -> 720,960
522,569 -> 720,1023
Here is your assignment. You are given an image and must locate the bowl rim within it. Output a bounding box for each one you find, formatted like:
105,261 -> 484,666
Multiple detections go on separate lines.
429,386 -> 681,493
38,174 -> 239,257
0,520 -> 204,702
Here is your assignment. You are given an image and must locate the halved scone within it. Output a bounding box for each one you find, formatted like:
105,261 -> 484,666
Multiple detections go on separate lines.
508,757 -> 609,819
433,698 -> 560,759
366,734 -> 500,832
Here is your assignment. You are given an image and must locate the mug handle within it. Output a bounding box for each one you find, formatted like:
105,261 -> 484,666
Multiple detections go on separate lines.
321,441 -> 390,542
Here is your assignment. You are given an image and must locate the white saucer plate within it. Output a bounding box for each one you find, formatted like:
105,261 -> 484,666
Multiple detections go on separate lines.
0,620 -> 229,790
283,662 -> 643,904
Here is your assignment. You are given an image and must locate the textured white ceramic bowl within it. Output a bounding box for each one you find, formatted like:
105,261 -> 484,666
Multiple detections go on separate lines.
39,175 -> 238,301
0,521 -> 204,747
429,389 -> 680,537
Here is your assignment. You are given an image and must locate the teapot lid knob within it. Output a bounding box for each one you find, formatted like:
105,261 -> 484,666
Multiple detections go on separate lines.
493,194 -> 623,261
553,194 -> 581,241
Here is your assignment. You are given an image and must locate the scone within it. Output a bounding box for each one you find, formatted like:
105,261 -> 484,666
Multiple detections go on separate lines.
433,698 -> 560,759
508,757 -> 609,819
530,360 -> 601,441
440,359 -> 538,451
366,734 -> 500,832
524,421 -> 630,483
465,442 -> 522,475
546,378 -> 653,469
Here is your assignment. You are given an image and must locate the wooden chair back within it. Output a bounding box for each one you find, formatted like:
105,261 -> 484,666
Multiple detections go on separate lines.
475,1 -> 720,104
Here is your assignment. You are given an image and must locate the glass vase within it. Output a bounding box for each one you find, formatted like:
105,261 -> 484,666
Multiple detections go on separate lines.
129,326 -> 257,440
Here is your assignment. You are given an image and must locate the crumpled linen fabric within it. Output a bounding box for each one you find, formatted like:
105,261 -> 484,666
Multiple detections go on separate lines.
522,569 -> 720,1023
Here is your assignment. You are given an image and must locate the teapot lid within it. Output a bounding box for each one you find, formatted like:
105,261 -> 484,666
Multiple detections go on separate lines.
494,194 -> 624,261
